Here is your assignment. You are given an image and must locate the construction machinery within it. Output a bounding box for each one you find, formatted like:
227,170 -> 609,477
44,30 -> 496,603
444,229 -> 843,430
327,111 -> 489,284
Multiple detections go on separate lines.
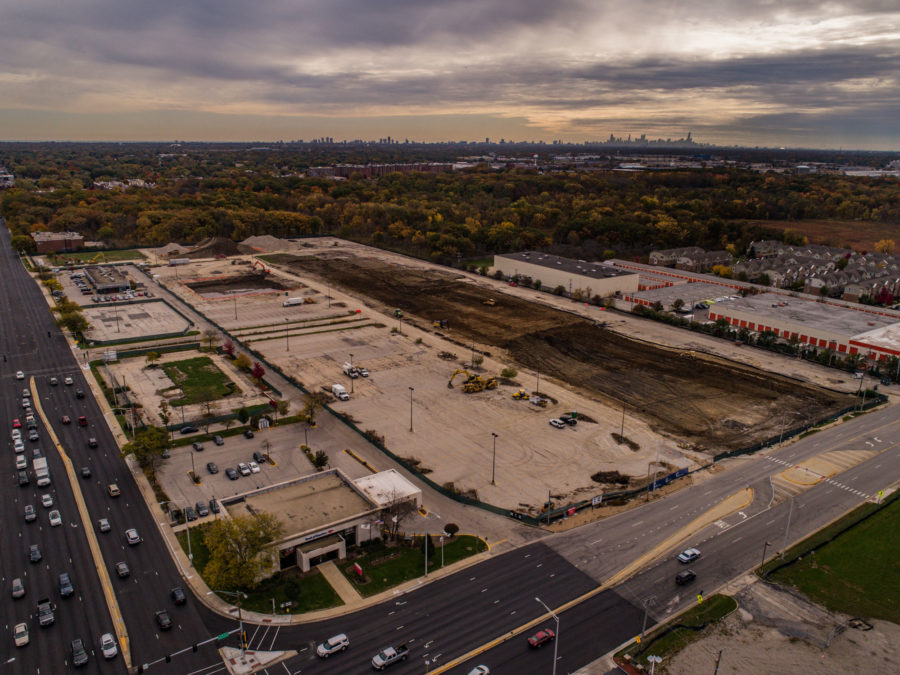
89,252 -> 106,264
433,319 -> 449,329
448,368 -> 498,393
512,389 -> 530,400
482,298 -> 496,306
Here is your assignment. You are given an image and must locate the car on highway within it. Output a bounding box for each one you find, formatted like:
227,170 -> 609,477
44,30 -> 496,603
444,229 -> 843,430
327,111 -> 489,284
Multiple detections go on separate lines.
108,484 -> 121,497
206,462 -> 219,474
78,415 -> 87,426
548,418 -> 566,429
81,466 -> 91,478
75,389 -> 85,399
467,667 -> 490,675
12,577 -> 25,599
238,462 -> 251,476
14,438 -> 25,452
61,415 -> 71,424
677,548 -> 701,564
64,376 -> 74,385
100,632 -> 118,659
317,633 -> 350,657
249,461 -> 260,473
59,572 -> 74,598
98,518 -> 111,533
676,569 -> 697,585
527,628 -> 556,648
16,455 -> 27,470
28,429 -> 39,441
213,434 -> 224,445
16,370 -> 24,379
18,470 -> 30,486
49,510 -> 62,527
209,498 -> 220,514
41,493 -> 53,508
180,425 -> 198,434
49,376 -> 58,386
22,397 -> 31,408
12,418 -> 22,428
196,501 -> 209,517
24,505 -> 36,522
170,586 -> 187,605
155,610 -> 173,630
71,638 -> 89,666
243,429 -> 254,439
88,437 -> 98,448
115,561 -> 130,578
13,623 -> 29,647
11,427 -> 21,439
225,467 -> 239,480
125,528 -> 142,545
192,442 -> 204,452
29,544 -> 42,563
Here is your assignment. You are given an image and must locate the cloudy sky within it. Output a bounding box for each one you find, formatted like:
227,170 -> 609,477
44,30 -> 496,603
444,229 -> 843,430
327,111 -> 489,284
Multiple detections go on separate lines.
1,0 -> 898,149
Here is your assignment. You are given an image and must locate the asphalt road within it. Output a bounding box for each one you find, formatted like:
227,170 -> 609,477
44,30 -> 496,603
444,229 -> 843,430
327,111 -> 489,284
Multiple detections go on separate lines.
4,224 -> 899,675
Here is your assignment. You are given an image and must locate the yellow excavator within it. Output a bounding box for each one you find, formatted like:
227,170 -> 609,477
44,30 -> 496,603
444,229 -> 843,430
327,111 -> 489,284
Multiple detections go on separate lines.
89,252 -> 106,263
448,368 -> 498,393
512,389 -> 530,400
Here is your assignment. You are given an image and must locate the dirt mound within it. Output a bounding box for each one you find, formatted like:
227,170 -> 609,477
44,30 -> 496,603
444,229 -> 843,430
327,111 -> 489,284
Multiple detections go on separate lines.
264,252 -> 854,453
185,237 -> 240,258
157,242 -> 189,258
238,235 -> 285,253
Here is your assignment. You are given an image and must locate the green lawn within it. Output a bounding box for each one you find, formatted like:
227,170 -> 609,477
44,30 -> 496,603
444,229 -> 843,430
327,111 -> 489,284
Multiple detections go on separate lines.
161,356 -> 238,406
47,249 -> 146,262
339,535 -> 487,597
177,524 -> 211,573
768,495 -> 900,623
617,594 -> 737,668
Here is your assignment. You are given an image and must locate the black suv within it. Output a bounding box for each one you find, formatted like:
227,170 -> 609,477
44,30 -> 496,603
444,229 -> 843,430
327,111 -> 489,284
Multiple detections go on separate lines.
676,570 -> 697,585
59,573 -> 74,598
170,586 -> 187,605
243,429 -> 255,439
253,451 -> 266,464
155,610 -> 173,630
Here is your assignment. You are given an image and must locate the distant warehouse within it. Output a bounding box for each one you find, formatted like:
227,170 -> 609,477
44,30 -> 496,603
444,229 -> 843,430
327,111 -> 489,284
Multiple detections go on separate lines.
493,251 -> 639,299
31,231 -> 85,254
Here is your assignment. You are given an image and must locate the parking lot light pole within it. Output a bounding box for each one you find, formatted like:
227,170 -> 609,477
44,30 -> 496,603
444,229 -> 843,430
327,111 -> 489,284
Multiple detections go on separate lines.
761,540 -> 772,568
285,318 -> 289,352
491,432 -> 498,485
350,353 -> 354,394
409,386 -> 414,432
535,596 -> 560,675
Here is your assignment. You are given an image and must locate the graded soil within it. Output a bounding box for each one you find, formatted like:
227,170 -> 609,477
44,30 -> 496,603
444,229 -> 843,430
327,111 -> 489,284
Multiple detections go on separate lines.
264,252 -> 854,453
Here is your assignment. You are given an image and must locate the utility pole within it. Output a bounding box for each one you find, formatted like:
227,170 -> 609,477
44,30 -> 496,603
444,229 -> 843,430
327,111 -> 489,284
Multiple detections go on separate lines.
408,386 -> 414,432
491,432 -> 498,485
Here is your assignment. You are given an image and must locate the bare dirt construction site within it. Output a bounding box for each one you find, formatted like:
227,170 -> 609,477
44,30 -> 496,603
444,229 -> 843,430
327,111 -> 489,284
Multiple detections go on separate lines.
265,251 -> 853,454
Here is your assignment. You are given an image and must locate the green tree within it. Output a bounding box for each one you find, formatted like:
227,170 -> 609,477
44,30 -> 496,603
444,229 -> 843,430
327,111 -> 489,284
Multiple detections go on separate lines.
237,407 -> 250,424
204,513 -> 285,590
121,426 -> 171,474
233,354 -> 251,371
500,367 -> 518,379
672,298 -> 685,311
302,392 -> 326,426
145,351 -> 161,367
11,234 -> 36,254
313,450 -> 328,469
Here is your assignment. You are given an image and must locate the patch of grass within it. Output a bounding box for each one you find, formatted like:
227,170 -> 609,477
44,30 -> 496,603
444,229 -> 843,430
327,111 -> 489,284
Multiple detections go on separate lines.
47,249 -> 146,262
176,524 -> 212,574
768,494 -> 900,623
617,594 -> 737,668
162,356 -> 238,406
339,535 -> 486,597
237,568 -> 343,614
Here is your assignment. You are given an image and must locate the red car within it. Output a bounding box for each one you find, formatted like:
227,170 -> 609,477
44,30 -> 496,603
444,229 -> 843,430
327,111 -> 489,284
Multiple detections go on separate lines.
78,416 -> 87,427
527,629 -> 556,648
12,419 -> 22,428
61,415 -> 71,424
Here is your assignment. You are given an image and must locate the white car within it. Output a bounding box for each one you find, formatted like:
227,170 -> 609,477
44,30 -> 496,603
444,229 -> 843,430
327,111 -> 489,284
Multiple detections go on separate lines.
125,528 -> 142,545
11,429 -> 21,440
317,633 -> 350,657
16,371 -> 25,380
49,510 -> 62,527
64,376 -> 74,385
677,548 -> 701,564
14,439 -> 25,453
41,493 -> 54,508
14,622 -> 29,647
238,462 -> 251,476
100,632 -> 118,659
467,667 -> 490,675
16,455 -> 27,470
248,461 -> 260,474
548,418 -> 566,429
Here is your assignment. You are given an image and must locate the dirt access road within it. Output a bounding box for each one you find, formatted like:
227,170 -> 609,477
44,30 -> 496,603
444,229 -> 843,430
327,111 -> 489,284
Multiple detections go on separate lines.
264,251 -> 853,453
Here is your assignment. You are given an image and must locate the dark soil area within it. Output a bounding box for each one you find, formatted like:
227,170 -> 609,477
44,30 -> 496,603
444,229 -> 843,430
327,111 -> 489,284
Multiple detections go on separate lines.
185,271 -> 295,294
266,252 -> 854,453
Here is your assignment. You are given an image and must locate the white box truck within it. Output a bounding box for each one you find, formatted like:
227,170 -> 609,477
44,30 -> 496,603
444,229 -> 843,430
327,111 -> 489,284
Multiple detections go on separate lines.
332,384 -> 350,401
343,362 -> 358,378
283,297 -> 305,307
34,457 -> 50,487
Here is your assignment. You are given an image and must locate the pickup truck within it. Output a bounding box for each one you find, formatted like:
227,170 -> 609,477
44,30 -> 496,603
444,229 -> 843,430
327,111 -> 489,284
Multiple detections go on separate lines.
38,597 -> 56,626
371,644 -> 408,670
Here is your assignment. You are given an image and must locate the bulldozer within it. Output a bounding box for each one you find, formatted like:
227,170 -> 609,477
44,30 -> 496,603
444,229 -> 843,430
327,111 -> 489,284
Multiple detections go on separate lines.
512,389 -> 530,400
448,368 -> 498,393
433,319 -> 449,329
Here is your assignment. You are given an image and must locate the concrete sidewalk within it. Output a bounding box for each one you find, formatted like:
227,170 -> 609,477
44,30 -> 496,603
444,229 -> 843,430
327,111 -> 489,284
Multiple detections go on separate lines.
317,561 -> 363,606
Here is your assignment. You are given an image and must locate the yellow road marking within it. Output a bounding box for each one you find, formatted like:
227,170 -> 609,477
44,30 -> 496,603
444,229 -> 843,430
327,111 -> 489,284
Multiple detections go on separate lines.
32,378 -> 132,669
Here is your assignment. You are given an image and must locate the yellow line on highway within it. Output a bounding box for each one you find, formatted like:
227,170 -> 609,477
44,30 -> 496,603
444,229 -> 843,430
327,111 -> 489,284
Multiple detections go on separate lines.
31,378 -> 132,669
432,487 -> 753,674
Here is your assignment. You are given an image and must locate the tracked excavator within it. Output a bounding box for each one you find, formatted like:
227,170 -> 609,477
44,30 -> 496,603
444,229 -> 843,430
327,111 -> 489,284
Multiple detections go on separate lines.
447,368 -> 498,393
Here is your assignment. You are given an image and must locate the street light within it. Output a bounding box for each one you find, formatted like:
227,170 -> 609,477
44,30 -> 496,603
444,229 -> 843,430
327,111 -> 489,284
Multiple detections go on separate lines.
491,432 -> 498,485
409,386 -> 414,432
535,596 -> 560,675
208,590 -> 248,654
285,318 -> 290,352
350,353 -> 354,394
761,540 -> 772,568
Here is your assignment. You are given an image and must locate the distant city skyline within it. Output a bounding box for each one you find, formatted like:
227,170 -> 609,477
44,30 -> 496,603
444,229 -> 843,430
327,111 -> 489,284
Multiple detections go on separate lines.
1,1 -> 898,150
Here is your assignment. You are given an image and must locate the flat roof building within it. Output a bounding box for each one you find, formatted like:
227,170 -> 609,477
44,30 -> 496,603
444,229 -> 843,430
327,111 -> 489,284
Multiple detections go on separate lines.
31,231 -> 85,254
84,265 -> 130,293
494,251 -> 639,299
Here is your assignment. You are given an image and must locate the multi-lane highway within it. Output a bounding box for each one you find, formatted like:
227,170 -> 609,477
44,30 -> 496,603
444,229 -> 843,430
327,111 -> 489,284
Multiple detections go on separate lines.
3,221 -> 898,674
